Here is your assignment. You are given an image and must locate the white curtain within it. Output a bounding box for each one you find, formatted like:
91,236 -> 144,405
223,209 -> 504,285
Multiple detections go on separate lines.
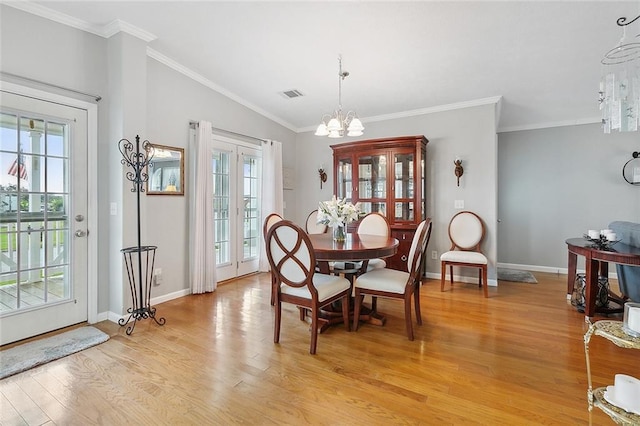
259,139 -> 284,272
189,120 -> 217,293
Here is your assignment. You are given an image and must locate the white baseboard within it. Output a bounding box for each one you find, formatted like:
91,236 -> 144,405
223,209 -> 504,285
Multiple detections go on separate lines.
97,288 -> 192,325
497,262 -> 619,280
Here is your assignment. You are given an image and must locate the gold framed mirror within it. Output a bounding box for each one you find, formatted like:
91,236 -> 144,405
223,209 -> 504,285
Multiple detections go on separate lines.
146,144 -> 184,195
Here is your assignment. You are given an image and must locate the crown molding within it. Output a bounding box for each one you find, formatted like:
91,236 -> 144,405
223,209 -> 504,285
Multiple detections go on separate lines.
4,2 -> 156,42
366,96 -> 504,124
4,1 -> 103,36
103,19 -> 156,42
498,117 -> 601,133
146,47 -> 297,132
299,96 -> 504,133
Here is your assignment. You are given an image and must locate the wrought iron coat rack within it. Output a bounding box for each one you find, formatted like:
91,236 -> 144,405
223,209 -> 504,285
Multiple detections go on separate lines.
117,135 -> 166,334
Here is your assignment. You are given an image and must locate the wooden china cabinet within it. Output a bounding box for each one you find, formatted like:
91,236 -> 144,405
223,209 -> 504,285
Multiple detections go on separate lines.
331,135 -> 428,272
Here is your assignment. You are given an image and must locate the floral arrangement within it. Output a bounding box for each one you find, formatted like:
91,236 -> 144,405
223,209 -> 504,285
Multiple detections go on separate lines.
317,196 -> 364,228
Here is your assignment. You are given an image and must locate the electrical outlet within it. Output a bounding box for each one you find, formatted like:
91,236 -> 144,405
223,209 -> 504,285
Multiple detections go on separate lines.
454,199 -> 464,209
431,250 -> 438,260
154,268 -> 163,286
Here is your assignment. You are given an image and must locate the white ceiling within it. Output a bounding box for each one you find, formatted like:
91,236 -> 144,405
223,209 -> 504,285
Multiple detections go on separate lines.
11,1 -> 640,132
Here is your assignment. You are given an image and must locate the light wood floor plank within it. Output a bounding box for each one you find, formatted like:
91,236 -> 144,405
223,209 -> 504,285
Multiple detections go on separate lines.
1,272 -> 638,424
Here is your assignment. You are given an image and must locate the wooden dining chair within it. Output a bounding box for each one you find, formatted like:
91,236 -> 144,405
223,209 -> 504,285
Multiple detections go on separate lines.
305,209 -> 328,234
440,211 -> 488,298
263,213 -> 283,306
265,220 -> 351,354
356,212 -> 391,272
353,219 -> 432,341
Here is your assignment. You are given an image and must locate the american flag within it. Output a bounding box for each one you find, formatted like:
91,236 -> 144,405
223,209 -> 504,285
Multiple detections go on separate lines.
7,151 -> 27,180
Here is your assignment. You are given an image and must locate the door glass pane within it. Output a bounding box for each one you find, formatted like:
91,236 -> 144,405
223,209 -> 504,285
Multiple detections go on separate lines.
394,202 -> 414,221
0,113 -> 70,313
358,155 -> 386,199
394,153 -> 414,199
242,156 -> 260,260
359,202 -> 386,216
213,150 -> 231,265
337,158 -> 352,200
242,155 -> 260,260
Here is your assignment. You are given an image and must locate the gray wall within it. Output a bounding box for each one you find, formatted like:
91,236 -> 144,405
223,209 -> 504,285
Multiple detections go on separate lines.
498,124 -> 640,272
145,58 -> 296,297
0,6 -> 112,312
294,103 -> 500,281
0,5 -> 297,319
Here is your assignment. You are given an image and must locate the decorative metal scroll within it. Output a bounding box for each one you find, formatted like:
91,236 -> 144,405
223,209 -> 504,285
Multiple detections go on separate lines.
118,135 -> 154,193
117,135 -> 165,335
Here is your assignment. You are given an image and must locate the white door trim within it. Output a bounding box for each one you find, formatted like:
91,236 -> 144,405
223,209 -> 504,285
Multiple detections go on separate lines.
0,80 -> 99,324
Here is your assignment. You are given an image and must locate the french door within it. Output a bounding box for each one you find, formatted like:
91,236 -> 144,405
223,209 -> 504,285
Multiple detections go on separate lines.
0,91 -> 89,345
212,138 -> 261,281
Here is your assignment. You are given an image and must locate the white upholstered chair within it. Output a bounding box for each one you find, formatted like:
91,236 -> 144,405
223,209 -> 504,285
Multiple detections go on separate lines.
263,213 -> 283,306
265,220 -> 350,354
332,212 -> 391,276
305,209 -> 328,234
440,211 -> 488,298
356,212 -> 391,272
353,219 -> 432,341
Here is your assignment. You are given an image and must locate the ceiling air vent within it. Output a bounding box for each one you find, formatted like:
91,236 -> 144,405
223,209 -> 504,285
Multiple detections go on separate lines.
280,89 -> 304,99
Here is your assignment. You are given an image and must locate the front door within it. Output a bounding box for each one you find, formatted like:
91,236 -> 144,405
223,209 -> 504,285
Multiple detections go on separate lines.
0,91 -> 88,345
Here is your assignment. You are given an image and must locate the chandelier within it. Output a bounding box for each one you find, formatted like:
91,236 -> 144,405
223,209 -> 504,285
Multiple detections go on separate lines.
315,55 -> 364,138
600,14 -> 640,133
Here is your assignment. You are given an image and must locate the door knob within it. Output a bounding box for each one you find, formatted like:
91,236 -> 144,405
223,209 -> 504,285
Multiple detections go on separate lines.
75,230 -> 87,237
75,214 -> 85,222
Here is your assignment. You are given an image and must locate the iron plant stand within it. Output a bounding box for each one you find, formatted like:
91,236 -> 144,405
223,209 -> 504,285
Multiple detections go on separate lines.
117,135 -> 166,335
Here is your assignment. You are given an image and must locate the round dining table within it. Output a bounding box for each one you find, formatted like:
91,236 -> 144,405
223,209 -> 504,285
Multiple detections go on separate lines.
307,232 -> 399,331
307,232 -> 399,274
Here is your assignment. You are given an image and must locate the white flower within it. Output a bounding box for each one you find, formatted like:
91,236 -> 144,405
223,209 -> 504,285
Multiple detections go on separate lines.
317,196 -> 364,228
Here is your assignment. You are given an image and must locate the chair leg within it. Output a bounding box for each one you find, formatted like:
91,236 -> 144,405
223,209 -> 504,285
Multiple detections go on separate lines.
274,300 -> 282,343
478,269 -> 482,287
310,308 -> 318,355
404,292 -> 414,341
414,282 -> 422,325
341,295 -> 350,332
449,265 -> 454,285
353,292 -> 364,331
440,261 -> 446,292
482,265 -> 489,298
371,296 -> 378,313
270,273 -> 276,306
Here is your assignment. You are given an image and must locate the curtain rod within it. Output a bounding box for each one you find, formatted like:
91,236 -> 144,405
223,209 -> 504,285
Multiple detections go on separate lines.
189,120 -> 268,144
1,71 -> 102,102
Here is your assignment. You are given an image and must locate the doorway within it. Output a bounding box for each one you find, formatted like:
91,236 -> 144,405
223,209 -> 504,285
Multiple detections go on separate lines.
0,89 -> 91,345
212,137 -> 261,281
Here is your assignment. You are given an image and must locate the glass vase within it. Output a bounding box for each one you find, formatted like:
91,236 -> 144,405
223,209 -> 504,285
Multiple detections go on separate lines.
333,225 -> 346,242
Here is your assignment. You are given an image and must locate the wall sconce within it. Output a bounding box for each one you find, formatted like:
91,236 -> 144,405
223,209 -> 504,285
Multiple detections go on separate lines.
622,151 -> 640,185
454,158 -> 464,187
318,167 -> 327,189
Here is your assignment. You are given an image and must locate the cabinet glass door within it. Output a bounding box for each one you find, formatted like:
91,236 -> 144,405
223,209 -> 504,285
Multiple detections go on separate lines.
358,154 -> 386,215
393,152 -> 414,221
336,157 -> 352,201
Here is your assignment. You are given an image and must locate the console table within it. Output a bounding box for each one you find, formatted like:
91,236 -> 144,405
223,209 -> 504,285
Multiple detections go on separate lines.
566,238 -> 640,317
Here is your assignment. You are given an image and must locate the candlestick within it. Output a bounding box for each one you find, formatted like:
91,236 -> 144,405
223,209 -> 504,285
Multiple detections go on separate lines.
623,302 -> 640,337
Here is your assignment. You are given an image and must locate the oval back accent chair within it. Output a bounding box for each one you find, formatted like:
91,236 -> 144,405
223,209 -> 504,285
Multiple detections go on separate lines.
440,211 -> 488,298
353,218 -> 432,341
265,220 -> 351,354
263,213 -> 284,306
305,209 -> 328,234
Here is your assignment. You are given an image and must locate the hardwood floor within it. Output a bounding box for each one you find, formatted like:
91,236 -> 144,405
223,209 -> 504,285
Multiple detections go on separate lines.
1,272 -> 638,425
